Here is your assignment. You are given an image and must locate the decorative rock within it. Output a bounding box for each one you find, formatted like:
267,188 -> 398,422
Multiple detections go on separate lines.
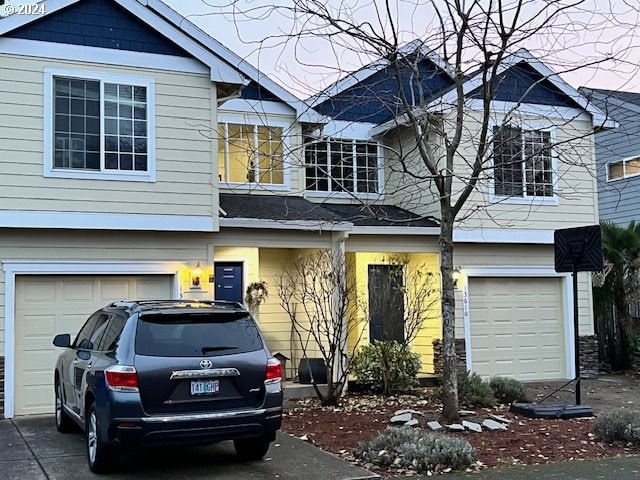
394,409 -> 423,416
446,423 -> 465,431
427,421 -> 443,431
488,414 -> 512,424
462,420 -> 482,432
459,410 -> 476,416
404,419 -> 419,427
390,413 -> 412,423
482,419 -> 508,431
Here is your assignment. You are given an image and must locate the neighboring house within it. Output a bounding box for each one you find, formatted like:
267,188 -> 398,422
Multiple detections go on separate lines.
579,88 -> 640,226
0,0 -> 607,419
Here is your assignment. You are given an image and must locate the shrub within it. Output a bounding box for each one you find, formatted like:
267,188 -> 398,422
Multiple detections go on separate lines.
456,371 -> 496,407
355,427 -> 476,473
351,341 -> 422,395
489,376 -> 527,404
593,409 -> 640,445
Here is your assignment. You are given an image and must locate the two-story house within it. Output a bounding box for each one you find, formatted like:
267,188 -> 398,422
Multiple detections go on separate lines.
0,0 -> 607,419
580,88 -> 640,226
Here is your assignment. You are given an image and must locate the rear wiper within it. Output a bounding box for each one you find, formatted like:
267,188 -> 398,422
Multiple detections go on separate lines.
201,346 -> 238,354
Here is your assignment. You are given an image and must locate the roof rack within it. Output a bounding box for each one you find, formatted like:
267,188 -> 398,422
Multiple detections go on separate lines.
108,299 -> 246,311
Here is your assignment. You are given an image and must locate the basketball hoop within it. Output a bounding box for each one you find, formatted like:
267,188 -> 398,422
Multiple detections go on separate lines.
591,262 -> 613,288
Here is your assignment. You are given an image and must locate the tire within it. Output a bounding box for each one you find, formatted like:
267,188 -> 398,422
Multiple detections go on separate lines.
234,436 -> 271,461
54,381 -> 75,433
86,402 -> 116,474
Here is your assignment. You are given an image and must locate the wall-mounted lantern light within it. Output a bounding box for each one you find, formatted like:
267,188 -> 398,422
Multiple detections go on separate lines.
452,267 -> 461,288
191,262 -> 203,288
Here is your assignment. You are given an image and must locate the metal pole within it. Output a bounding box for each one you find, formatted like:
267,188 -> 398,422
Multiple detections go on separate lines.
573,264 -> 581,405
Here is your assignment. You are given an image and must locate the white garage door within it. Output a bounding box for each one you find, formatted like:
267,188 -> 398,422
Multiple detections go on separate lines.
469,277 -> 566,381
14,275 -> 173,416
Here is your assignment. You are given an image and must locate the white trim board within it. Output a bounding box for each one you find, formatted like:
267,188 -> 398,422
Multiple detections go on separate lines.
461,267 -> 574,380
2,261 -> 183,419
0,38 -> 209,75
453,228 -> 554,244
0,211 -> 216,232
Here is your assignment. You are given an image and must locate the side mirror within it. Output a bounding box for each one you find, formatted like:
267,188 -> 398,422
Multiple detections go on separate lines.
53,333 -> 71,348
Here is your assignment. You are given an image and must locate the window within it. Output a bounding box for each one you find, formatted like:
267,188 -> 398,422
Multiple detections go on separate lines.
493,126 -> 553,197
45,69 -> 155,181
305,139 -> 381,195
217,122 -> 285,186
608,157 -> 640,181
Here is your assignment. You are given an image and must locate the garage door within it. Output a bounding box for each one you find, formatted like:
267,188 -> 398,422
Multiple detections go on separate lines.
469,277 -> 566,381
14,275 -> 173,416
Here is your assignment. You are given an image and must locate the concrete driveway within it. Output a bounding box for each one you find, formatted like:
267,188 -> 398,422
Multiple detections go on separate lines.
0,416 -> 377,480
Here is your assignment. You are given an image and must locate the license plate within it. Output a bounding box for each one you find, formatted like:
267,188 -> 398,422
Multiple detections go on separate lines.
190,379 -> 220,395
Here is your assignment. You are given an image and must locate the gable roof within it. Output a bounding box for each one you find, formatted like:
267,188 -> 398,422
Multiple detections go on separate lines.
307,39 -> 454,109
0,0 -> 323,123
580,87 -> 640,116
371,49 -> 615,135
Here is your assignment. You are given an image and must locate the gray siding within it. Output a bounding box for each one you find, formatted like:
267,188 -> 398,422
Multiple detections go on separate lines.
590,92 -> 640,225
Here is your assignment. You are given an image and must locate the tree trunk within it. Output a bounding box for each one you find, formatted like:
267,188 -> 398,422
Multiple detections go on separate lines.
439,213 -> 460,423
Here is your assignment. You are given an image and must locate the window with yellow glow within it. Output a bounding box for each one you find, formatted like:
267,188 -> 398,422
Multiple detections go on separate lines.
218,123 -> 285,185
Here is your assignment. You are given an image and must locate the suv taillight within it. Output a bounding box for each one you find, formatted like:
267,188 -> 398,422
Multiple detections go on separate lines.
265,358 -> 282,384
105,366 -> 139,392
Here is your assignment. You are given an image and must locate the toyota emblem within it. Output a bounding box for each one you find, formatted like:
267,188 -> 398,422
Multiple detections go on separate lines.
200,359 -> 213,369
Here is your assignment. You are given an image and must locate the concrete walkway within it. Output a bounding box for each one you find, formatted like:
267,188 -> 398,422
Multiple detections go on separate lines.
0,416 -> 377,480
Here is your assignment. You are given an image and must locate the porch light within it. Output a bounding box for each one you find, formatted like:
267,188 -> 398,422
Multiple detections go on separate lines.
452,267 -> 461,288
191,262 -> 203,288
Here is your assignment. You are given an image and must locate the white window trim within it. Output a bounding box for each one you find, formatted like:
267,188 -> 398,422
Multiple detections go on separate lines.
460,266 -> 574,380
304,138 -> 385,198
606,155 -> 640,182
488,120 -> 559,206
2,261 -> 182,419
217,113 -> 292,191
44,67 -> 156,182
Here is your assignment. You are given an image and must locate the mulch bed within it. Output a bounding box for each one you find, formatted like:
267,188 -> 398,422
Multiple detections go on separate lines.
282,391 -> 638,475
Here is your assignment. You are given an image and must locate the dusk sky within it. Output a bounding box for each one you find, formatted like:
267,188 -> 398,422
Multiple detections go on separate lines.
163,0 -> 640,99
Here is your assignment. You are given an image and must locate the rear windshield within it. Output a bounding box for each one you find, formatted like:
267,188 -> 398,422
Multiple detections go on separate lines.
135,312 -> 263,357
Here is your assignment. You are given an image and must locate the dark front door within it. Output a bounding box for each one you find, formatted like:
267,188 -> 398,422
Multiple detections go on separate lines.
214,262 -> 243,303
368,264 -> 405,343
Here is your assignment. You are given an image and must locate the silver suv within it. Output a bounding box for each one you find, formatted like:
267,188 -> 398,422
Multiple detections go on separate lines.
52,300 -> 283,473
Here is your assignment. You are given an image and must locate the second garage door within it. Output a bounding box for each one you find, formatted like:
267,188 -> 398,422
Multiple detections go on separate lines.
468,277 -> 566,381
14,275 -> 173,416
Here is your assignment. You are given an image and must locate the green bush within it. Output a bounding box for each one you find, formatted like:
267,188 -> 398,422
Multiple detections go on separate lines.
355,427 -> 476,473
593,409 -> 640,445
456,371 -> 496,407
489,376 -> 527,404
351,341 -> 422,395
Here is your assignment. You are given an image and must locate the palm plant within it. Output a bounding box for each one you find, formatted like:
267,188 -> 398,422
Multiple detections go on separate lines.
599,221 -> 640,369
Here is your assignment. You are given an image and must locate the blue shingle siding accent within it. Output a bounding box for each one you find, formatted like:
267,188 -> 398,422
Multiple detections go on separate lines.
7,0 -> 189,56
241,81 -> 280,101
469,62 -> 579,108
314,58 -> 453,124
587,90 -> 640,226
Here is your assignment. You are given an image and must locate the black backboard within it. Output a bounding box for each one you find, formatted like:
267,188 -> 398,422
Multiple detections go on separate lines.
554,225 -> 603,273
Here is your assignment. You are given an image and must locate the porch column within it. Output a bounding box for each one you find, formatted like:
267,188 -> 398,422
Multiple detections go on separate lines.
331,230 -> 349,391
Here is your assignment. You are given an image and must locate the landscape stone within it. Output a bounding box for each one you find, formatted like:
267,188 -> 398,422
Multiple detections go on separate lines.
482,419 -> 508,431
390,413 -> 412,423
427,421 -> 442,431
488,414 -> 512,424
394,409 -> 424,416
446,423 -> 465,431
404,419 -> 419,427
459,410 -> 476,416
462,420 -> 482,432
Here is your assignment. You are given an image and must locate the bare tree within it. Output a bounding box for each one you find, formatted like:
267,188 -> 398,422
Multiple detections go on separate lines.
215,0 -> 628,422
276,250 -> 363,406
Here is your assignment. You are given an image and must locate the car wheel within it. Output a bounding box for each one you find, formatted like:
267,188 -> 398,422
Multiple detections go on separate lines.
234,436 -> 271,461
86,402 -> 116,474
54,381 -> 74,433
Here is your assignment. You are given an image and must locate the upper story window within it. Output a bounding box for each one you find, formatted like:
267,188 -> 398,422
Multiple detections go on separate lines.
493,126 -> 554,198
45,69 -> 155,182
305,139 -> 381,195
608,156 -> 640,181
217,122 -> 286,187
